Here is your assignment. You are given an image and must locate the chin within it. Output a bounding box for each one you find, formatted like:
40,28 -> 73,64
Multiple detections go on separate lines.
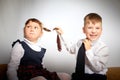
89,38 -> 97,41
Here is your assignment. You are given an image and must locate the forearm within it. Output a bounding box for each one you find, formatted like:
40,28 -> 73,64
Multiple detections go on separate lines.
59,35 -> 69,51
7,66 -> 18,80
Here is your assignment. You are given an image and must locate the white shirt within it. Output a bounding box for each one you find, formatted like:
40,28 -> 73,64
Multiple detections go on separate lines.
7,38 -> 42,80
60,35 -> 109,75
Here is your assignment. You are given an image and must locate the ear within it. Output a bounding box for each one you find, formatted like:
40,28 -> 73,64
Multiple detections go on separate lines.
39,31 -> 43,38
82,26 -> 85,33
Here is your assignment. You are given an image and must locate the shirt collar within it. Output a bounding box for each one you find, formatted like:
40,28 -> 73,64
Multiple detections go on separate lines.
24,38 -> 40,46
91,39 -> 99,46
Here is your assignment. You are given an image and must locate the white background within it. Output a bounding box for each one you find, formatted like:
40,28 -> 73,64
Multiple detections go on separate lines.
0,0 -> 120,74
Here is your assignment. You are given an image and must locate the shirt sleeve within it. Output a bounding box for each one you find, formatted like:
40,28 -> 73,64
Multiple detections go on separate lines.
60,34 -> 81,54
7,42 -> 24,80
86,45 -> 109,73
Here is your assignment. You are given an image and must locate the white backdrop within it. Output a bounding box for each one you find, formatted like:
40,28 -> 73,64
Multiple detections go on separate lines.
0,0 -> 120,74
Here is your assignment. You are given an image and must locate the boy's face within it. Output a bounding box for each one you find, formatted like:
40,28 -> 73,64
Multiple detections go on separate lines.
24,21 -> 43,43
83,21 -> 102,42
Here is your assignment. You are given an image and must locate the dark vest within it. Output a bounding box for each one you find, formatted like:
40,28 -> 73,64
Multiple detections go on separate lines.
20,41 -> 46,65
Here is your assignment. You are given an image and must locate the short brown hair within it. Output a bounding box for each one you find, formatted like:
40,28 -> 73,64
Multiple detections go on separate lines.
84,13 -> 102,25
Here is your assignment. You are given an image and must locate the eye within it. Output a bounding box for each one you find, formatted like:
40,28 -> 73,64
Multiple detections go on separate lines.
87,26 -> 92,29
96,27 -> 100,29
26,26 -> 30,28
34,26 -> 38,29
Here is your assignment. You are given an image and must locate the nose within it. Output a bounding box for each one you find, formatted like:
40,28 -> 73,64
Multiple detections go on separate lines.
92,28 -> 96,33
91,29 -> 96,34
30,27 -> 34,31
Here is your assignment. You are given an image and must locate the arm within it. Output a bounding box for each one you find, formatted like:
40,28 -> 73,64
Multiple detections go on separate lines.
7,42 -> 24,80
54,27 -> 69,51
85,41 -> 109,73
59,35 -> 69,51
54,27 -> 77,54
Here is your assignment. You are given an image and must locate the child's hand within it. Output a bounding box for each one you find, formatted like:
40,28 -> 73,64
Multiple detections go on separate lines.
83,39 -> 91,50
53,27 -> 63,35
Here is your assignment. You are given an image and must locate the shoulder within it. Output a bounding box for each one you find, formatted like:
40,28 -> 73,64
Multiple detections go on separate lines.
12,39 -> 21,47
12,39 -> 23,49
97,40 -> 108,48
10,39 -> 24,55
96,40 -> 109,53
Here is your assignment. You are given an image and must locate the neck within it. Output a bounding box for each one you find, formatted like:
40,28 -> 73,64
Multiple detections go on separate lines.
91,39 -> 99,46
24,38 -> 38,44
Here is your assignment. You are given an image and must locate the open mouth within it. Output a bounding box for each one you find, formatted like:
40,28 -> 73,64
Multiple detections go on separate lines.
90,34 -> 97,38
